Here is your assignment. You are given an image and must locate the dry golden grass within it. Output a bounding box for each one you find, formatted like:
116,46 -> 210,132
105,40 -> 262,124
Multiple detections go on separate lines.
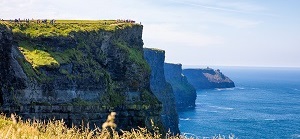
0,113 -> 188,139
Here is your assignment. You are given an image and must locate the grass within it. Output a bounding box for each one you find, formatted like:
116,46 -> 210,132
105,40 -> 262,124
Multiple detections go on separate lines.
18,44 -> 59,69
0,20 -> 146,85
0,113 -> 186,139
3,20 -> 139,37
15,39 -> 106,83
114,40 -> 151,73
3,20 -> 143,84
0,114 -> 236,139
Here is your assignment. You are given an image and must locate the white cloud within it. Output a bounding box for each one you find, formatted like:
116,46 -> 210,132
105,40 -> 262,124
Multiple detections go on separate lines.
168,0 -> 275,17
216,1 -> 267,12
214,16 -> 262,29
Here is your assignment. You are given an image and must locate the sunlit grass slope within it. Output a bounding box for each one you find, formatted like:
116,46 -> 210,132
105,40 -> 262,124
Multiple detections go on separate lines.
18,43 -> 59,69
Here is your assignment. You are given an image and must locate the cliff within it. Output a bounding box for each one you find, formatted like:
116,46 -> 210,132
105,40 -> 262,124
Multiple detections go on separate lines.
0,21 -> 164,132
144,48 -> 180,134
164,63 -> 196,109
182,68 -> 235,89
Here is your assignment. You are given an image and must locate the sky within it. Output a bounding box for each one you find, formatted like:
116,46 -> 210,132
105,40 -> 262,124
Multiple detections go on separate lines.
1,0 -> 300,68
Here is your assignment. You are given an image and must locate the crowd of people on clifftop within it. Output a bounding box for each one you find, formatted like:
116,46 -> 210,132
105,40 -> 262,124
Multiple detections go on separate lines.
1,18 -> 141,25
116,19 -> 142,24
0,18 -> 56,25
116,19 -> 136,23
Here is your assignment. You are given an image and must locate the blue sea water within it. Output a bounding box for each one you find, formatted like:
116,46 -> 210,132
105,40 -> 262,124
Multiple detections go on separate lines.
178,67 -> 300,139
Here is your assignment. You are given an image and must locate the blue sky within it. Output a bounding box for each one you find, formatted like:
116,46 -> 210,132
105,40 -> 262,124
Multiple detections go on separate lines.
1,0 -> 300,67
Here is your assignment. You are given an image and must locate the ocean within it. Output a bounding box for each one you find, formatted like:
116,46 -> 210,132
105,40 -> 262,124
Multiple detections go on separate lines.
178,67 -> 300,139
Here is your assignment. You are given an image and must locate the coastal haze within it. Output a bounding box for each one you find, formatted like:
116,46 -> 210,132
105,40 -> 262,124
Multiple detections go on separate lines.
1,0 -> 300,67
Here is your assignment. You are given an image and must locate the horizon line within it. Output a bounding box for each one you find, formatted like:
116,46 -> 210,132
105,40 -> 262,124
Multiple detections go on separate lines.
182,64 -> 300,69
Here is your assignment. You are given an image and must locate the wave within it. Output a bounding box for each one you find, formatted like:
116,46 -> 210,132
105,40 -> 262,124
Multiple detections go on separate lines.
229,118 -> 282,122
264,119 -> 276,121
294,88 -> 300,91
209,105 -> 234,110
182,132 -> 223,139
291,134 -> 300,138
228,118 -> 251,122
236,87 -> 245,90
216,88 -> 235,91
181,132 -> 200,139
179,118 -> 191,121
208,111 -> 221,113
197,109 -> 209,112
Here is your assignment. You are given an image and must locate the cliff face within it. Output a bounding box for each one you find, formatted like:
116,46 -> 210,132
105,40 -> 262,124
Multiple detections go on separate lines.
182,68 -> 235,89
0,22 -> 163,132
144,48 -> 179,134
164,63 -> 196,109
0,24 -> 16,108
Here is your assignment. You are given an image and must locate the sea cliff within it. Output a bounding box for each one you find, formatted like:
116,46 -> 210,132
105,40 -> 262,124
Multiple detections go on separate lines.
164,63 -> 196,109
144,48 -> 180,134
0,21 -> 164,132
183,68 -> 235,89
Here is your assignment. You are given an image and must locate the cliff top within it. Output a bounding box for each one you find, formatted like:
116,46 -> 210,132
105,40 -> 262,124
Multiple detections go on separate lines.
0,19 -> 141,37
165,62 -> 182,67
0,19 -> 148,84
144,48 -> 165,53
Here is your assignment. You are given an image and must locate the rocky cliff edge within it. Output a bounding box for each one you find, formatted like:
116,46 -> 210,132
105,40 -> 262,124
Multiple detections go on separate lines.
0,21 -> 164,132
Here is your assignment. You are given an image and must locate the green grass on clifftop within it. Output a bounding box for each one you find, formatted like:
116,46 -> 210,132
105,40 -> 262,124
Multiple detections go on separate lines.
3,20 -> 140,37
0,20 -> 143,83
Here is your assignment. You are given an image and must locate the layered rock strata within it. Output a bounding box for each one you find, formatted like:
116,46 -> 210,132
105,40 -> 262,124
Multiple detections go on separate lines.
0,23 -> 163,132
144,48 -> 180,134
164,63 -> 196,110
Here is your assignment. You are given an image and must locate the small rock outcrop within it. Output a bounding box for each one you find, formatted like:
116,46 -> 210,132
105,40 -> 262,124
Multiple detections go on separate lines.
144,48 -> 180,134
164,63 -> 196,110
183,68 -> 235,89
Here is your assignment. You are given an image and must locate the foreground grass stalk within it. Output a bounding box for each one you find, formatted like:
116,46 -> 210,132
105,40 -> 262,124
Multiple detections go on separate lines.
0,113 -> 235,139
0,113 -> 187,139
